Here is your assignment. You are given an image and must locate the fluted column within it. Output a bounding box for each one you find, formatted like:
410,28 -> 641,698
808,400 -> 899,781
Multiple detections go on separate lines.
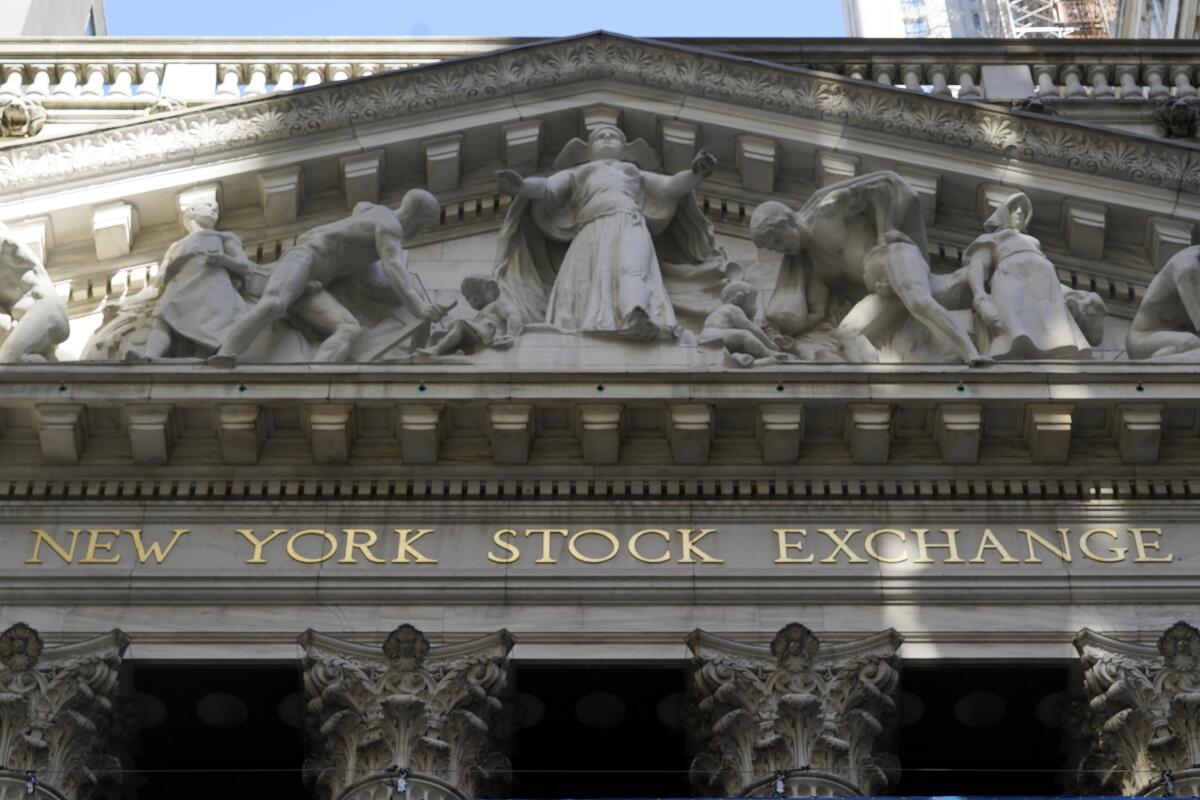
687,623 -> 902,797
0,623 -> 129,800
301,624 -> 514,800
1074,621 -> 1200,797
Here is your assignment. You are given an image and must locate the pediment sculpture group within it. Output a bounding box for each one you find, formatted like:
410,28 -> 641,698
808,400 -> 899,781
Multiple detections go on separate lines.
3,123 -> 1200,367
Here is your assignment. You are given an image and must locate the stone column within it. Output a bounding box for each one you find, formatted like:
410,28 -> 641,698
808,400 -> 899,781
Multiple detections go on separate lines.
300,624 -> 514,800
0,623 -> 129,800
686,623 -> 902,797
1073,621 -> 1200,797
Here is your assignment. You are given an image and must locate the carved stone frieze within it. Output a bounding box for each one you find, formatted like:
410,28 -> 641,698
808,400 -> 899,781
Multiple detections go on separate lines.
0,623 -> 129,800
1073,621 -> 1200,796
686,623 -> 902,797
0,34 -> 1197,195
300,624 -> 514,800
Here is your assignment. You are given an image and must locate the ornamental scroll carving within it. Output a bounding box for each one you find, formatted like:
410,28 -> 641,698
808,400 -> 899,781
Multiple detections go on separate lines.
0,623 -> 129,800
1074,621 -> 1200,797
300,624 -> 514,800
686,623 -> 902,797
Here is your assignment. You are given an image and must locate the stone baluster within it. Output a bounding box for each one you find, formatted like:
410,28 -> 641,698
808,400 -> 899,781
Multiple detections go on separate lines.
301,63 -> 324,87
216,63 -> 242,97
687,624 -> 903,797
108,63 -> 135,97
79,63 -> 107,97
0,65 -> 24,99
355,62 -> 379,78
1144,64 -> 1170,99
1034,64 -> 1059,98
273,63 -> 296,92
328,62 -> 352,82
1061,65 -> 1088,99
25,64 -> 53,98
136,63 -> 163,97
301,624 -> 515,800
1115,66 -> 1142,100
955,64 -> 981,99
1073,622 -> 1200,797
899,63 -> 923,92
0,623 -> 129,800
844,63 -> 867,80
928,63 -> 952,97
872,63 -> 895,87
52,64 -> 79,97
1171,65 -> 1197,98
243,63 -> 269,96
1088,65 -> 1115,99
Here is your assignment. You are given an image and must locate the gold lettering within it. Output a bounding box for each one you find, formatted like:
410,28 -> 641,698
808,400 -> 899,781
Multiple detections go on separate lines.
1131,528 -> 1173,563
1079,528 -> 1127,563
629,529 -> 671,564
392,529 -> 437,564
773,528 -> 813,563
339,528 -> 385,564
568,529 -> 620,564
969,529 -> 1019,564
819,528 -> 868,563
127,529 -> 189,564
524,528 -> 568,564
26,528 -> 82,564
488,529 -> 519,564
235,528 -> 288,564
1020,527 -> 1072,563
913,528 -> 965,564
864,528 -> 908,563
80,528 -> 121,564
286,529 -> 339,564
678,528 -> 722,564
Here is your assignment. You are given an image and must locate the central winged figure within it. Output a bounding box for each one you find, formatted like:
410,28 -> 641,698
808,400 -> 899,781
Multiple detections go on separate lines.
494,123 -> 728,340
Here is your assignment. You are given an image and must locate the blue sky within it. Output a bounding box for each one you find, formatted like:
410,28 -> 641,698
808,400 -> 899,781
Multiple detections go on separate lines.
105,0 -> 846,37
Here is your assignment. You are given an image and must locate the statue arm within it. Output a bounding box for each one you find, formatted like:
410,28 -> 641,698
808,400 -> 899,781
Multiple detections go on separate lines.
376,227 -> 438,319
212,237 -> 257,279
1170,263 -> 1200,332
664,150 -> 716,198
966,246 -> 1003,331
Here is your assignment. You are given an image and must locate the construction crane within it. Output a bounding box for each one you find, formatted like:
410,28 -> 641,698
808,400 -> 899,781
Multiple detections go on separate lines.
996,0 -> 1116,37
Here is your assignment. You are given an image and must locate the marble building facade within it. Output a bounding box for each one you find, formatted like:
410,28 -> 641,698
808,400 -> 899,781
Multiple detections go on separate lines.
1,30 -> 1200,798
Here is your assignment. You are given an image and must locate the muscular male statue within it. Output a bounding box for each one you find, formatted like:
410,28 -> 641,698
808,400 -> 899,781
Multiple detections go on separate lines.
0,223 -> 69,363
213,189 -> 452,364
751,171 -> 989,366
1127,245 -> 1200,360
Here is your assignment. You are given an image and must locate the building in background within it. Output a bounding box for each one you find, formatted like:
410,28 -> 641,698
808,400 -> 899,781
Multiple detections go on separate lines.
844,0 -> 1198,37
0,0 -> 106,37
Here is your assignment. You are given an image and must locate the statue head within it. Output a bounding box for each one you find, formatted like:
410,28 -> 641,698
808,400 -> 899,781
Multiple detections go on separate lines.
461,274 -> 501,310
750,201 -> 806,254
984,192 -> 1033,233
587,123 -> 628,161
397,188 -> 441,237
720,280 -> 758,318
180,195 -> 220,231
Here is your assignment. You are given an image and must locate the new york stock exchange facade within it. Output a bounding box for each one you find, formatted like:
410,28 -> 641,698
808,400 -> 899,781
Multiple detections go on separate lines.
4,31 -> 1200,800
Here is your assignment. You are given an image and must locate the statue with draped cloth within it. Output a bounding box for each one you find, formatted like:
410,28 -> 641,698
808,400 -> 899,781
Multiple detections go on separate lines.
494,124 -> 731,340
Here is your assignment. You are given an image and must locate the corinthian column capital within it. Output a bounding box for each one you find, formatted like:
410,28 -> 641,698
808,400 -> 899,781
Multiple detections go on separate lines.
0,622 -> 129,800
686,623 -> 902,797
1074,621 -> 1200,796
300,624 -> 515,800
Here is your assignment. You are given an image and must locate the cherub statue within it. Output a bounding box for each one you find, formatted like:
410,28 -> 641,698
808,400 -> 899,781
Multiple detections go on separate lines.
0,222 -> 69,363
699,280 -> 800,367
1127,245 -> 1200,360
494,123 -> 728,340
421,274 -> 523,357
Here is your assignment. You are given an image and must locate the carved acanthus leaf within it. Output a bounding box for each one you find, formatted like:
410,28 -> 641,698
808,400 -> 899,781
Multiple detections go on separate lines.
301,625 -> 514,800
686,624 -> 902,797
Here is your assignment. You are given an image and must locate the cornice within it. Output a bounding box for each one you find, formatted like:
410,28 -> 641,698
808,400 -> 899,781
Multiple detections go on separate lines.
2,32 -> 1198,195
